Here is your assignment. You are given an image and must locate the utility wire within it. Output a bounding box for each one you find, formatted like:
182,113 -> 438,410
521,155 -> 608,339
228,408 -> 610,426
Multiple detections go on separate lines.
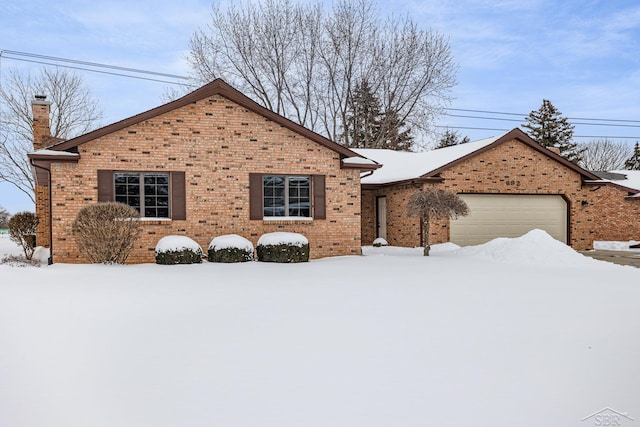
3,49 -> 189,80
1,55 -> 196,87
446,107 -> 640,124
446,113 -> 640,128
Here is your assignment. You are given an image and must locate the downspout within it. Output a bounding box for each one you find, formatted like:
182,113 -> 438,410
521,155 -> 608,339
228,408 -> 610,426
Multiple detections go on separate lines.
31,160 -> 53,265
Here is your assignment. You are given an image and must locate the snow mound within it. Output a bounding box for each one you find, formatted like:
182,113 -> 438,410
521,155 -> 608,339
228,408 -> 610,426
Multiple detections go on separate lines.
452,229 -> 589,265
209,234 -> 254,251
155,235 -> 203,253
372,237 -> 388,246
258,232 -> 308,247
362,242 -> 460,256
594,240 -> 640,251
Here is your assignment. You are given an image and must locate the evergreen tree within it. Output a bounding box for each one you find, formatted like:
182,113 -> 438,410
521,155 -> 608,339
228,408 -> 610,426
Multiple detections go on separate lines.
343,80 -> 382,149
343,79 -> 413,150
379,109 -> 413,151
523,99 -> 583,163
435,129 -> 470,149
625,142 -> 640,170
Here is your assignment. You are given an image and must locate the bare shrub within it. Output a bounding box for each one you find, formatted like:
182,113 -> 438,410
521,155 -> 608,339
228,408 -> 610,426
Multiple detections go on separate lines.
72,202 -> 141,264
407,188 -> 469,256
0,254 -> 41,267
8,211 -> 39,260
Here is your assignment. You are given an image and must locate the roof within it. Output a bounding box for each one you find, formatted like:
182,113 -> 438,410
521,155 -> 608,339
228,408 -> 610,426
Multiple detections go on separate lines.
601,170 -> 640,192
41,78 -> 367,162
356,128 -> 602,186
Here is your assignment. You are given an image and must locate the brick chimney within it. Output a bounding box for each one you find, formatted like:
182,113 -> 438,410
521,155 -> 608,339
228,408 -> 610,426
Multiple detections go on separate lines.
549,147 -> 561,155
32,95 -> 51,150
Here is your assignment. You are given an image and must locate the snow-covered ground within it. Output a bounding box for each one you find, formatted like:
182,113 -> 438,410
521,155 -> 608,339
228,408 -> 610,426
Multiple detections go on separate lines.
1,231 -> 639,427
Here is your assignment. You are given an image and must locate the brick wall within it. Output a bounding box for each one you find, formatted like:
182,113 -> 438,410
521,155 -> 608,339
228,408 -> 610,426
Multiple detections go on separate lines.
35,184 -> 50,247
362,139 -> 640,250
49,94 -> 362,263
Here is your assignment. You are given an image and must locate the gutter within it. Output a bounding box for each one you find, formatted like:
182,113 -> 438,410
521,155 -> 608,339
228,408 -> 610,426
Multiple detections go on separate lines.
29,159 -> 54,265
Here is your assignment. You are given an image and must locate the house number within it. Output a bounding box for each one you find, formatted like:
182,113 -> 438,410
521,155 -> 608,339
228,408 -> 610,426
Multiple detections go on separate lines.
506,180 -> 521,186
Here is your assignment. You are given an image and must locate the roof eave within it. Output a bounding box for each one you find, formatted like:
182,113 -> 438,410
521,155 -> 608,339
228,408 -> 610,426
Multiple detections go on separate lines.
46,78 -> 362,159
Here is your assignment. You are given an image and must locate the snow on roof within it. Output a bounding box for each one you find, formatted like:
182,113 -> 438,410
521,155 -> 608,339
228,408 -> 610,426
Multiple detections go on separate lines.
342,156 -> 378,166
31,149 -> 79,157
354,132 -> 506,184
606,170 -> 640,192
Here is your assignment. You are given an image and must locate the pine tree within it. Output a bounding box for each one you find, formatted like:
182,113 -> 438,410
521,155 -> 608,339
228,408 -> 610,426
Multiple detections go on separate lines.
435,130 -> 470,149
523,99 -> 583,163
343,80 -> 382,149
625,142 -> 640,170
378,109 -> 413,151
343,79 -> 413,150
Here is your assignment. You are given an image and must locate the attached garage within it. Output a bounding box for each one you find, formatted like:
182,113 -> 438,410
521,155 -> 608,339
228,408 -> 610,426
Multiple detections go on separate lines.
450,194 -> 568,246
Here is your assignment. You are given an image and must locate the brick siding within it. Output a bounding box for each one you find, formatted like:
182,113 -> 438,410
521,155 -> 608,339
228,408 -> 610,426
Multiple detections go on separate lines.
48,94 -> 362,263
362,139 -> 640,250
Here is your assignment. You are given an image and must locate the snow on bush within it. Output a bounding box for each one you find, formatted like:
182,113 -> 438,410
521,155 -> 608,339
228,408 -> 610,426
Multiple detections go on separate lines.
372,237 -> 388,247
208,234 -> 254,263
257,232 -> 309,263
155,235 -> 203,265
452,229 -> 590,266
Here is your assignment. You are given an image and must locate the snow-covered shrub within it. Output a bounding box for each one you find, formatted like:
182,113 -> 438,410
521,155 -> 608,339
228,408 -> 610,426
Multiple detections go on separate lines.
155,236 -> 203,265
208,234 -> 254,263
256,232 -> 309,263
372,237 -> 388,247
72,202 -> 141,264
8,211 -> 38,260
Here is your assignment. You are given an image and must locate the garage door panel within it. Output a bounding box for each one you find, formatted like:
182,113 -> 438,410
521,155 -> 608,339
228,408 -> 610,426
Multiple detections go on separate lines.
450,194 -> 567,246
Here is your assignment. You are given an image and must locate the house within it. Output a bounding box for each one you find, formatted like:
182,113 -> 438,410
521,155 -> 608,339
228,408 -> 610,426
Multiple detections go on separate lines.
29,79 -> 378,263
356,129 -> 640,250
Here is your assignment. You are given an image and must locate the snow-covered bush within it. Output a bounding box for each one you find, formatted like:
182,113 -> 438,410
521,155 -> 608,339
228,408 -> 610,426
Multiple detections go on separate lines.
155,236 -> 203,265
72,202 -> 141,264
372,237 -> 388,247
257,232 -> 309,263
8,211 -> 38,260
208,234 -> 254,263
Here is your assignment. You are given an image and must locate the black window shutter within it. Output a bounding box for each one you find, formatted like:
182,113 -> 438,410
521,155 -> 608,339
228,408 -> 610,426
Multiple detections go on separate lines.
171,171 -> 186,220
249,173 -> 263,220
97,170 -> 114,202
313,174 -> 326,220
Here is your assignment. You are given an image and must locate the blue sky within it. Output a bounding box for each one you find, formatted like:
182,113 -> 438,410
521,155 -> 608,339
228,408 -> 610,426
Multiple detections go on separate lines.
1,0 -> 640,213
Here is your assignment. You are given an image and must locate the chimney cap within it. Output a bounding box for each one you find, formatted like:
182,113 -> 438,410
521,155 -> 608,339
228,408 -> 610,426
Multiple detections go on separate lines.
32,95 -> 51,106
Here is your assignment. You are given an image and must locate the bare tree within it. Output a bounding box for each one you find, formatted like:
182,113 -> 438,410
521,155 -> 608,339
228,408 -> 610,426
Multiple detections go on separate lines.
0,67 -> 102,202
406,188 -> 469,256
189,0 -> 456,149
579,139 -> 633,171
0,205 -> 9,228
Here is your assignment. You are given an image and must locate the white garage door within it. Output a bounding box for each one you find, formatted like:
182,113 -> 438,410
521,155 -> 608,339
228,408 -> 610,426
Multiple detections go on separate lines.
450,194 -> 567,246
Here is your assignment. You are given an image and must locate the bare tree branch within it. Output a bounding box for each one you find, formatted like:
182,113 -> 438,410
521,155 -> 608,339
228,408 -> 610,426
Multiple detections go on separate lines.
188,0 -> 456,149
579,139 -> 633,171
0,68 -> 102,201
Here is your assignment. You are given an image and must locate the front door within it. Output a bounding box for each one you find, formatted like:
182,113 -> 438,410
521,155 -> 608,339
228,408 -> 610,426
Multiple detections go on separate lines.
376,196 -> 387,240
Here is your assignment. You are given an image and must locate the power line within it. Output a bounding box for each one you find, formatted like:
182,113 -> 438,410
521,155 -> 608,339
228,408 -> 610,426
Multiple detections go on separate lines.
2,55 -> 195,87
0,49 -> 195,87
435,125 -> 639,140
446,107 -> 640,124
445,113 -> 640,128
2,49 -> 190,80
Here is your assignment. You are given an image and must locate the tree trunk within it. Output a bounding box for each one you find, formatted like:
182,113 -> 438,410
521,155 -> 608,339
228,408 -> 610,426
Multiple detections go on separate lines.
422,216 -> 430,256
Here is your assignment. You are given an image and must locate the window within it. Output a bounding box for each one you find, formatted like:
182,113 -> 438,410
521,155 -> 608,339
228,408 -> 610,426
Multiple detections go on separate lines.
263,175 -> 311,217
249,173 -> 325,220
114,172 -> 170,218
